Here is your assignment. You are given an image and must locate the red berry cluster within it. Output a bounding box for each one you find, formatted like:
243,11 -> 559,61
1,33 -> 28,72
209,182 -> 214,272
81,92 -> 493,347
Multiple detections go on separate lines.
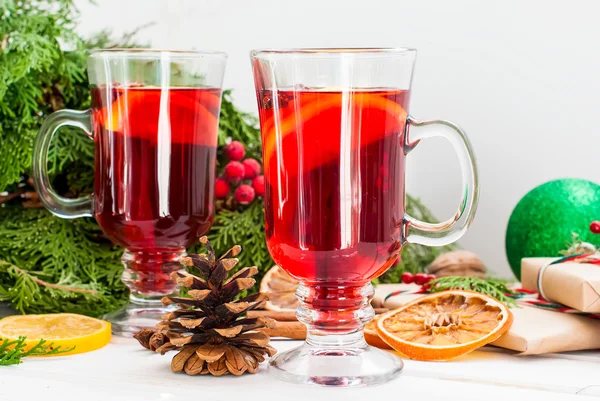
401,272 -> 436,287
216,141 -> 265,205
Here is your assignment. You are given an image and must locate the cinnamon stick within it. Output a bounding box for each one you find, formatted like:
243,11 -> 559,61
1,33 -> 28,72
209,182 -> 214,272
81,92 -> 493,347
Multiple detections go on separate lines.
260,321 -> 306,340
248,308 -> 389,321
247,310 -> 296,321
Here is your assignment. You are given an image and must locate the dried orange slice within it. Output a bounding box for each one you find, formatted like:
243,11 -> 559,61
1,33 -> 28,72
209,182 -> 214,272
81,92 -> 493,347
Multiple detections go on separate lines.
260,266 -> 299,311
364,317 -> 391,349
0,313 -> 111,356
376,290 -> 513,361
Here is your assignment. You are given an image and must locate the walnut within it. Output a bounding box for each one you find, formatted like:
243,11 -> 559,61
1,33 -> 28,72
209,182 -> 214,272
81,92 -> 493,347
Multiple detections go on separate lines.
426,251 -> 486,278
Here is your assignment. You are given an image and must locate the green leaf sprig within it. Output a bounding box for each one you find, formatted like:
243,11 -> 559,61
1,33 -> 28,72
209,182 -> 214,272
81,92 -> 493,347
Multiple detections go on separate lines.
429,276 -> 518,308
0,336 -> 74,366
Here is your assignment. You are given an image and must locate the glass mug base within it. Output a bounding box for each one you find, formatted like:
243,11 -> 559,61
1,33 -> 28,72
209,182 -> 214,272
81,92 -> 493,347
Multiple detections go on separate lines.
269,282 -> 403,386
103,249 -> 185,336
269,331 -> 404,387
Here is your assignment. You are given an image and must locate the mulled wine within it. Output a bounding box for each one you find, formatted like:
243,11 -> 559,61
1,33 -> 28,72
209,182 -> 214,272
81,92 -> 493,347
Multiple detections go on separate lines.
90,86 -> 220,293
257,89 -> 409,286
91,86 -> 220,251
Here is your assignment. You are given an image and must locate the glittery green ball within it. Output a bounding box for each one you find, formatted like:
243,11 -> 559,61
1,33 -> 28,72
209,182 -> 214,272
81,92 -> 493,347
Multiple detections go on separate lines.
505,178 -> 600,279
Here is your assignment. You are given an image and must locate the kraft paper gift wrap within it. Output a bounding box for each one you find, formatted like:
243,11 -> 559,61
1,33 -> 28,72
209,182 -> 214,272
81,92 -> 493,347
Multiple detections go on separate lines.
521,257 -> 600,313
372,284 -> 600,355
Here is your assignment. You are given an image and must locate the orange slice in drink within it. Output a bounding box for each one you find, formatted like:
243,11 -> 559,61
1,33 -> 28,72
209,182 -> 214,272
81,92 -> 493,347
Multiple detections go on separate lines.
95,88 -> 220,146
261,93 -> 407,175
260,265 -> 300,311
376,290 -> 513,361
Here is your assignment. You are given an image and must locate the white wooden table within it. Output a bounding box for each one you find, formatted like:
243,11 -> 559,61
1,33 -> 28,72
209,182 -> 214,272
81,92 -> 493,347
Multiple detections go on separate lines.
1,337 -> 599,401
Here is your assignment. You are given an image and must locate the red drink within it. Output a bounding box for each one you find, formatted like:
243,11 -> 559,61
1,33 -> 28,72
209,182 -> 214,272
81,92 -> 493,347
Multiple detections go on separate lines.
91,86 -> 221,293
257,89 -> 409,318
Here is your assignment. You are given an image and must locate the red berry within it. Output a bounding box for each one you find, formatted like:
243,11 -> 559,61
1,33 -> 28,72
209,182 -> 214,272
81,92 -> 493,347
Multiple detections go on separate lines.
590,221 -> 600,234
214,178 -> 230,199
225,141 -> 246,161
414,273 -> 430,286
224,161 -> 245,185
401,272 -> 414,284
234,184 -> 255,205
252,175 -> 265,196
242,158 -> 261,179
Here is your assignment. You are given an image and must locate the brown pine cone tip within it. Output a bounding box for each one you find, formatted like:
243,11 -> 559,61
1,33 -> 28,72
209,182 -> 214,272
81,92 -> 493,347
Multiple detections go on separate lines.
133,236 -> 277,376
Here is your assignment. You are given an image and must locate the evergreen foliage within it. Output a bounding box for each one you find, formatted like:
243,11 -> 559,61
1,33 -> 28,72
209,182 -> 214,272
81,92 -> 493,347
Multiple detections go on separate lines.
0,0 -> 453,316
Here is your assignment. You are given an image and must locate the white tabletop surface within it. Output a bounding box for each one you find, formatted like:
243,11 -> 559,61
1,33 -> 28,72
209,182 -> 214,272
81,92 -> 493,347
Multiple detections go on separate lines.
1,337 -> 599,401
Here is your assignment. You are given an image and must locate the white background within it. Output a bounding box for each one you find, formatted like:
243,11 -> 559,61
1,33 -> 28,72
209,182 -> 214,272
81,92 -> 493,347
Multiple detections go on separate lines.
76,0 -> 600,278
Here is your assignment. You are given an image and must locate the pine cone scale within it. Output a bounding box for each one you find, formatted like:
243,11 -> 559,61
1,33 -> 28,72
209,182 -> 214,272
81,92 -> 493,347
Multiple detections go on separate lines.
208,357 -> 229,376
239,349 -> 259,374
180,317 -> 205,329
196,343 -> 228,363
188,289 -> 212,300
218,245 -> 242,261
183,353 -> 205,375
214,326 -> 243,337
224,267 -> 259,285
225,359 -> 247,376
235,332 -> 270,347
169,334 -> 205,346
172,345 -> 199,372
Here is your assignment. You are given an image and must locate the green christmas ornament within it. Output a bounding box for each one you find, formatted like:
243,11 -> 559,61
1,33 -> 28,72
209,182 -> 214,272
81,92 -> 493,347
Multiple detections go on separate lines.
505,178 -> 600,279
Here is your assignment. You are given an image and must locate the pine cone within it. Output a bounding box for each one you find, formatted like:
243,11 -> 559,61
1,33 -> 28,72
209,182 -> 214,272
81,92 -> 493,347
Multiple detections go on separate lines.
134,236 -> 277,376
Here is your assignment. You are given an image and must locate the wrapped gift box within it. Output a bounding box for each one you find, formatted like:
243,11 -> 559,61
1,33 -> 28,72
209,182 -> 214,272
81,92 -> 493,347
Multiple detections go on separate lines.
521,257 -> 600,313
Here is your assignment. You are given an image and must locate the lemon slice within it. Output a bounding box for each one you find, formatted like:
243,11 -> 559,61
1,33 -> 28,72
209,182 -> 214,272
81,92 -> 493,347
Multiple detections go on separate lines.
0,313 -> 111,356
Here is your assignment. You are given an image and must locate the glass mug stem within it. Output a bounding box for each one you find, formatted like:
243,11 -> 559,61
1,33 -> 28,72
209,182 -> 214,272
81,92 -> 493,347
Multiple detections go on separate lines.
121,250 -> 186,304
296,283 -> 374,335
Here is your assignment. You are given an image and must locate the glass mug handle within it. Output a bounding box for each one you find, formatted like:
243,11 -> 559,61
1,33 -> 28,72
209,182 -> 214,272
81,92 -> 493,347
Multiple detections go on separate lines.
403,116 -> 479,246
32,109 -> 94,218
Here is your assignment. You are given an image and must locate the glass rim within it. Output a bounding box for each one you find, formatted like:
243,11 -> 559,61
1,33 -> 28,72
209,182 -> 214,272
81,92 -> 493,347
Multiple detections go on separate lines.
89,48 -> 228,59
250,47 -> 417,58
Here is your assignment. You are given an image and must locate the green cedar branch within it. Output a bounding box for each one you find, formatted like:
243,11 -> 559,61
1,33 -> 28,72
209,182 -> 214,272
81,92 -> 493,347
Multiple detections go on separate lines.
1,261 -> 99,295
0,336 -> 74,366
429,276 -> 518,308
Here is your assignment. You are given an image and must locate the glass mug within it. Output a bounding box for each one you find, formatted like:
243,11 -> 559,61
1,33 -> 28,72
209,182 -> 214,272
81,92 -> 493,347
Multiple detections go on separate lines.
251,48 -> 479,386
33,49 -> 227,335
